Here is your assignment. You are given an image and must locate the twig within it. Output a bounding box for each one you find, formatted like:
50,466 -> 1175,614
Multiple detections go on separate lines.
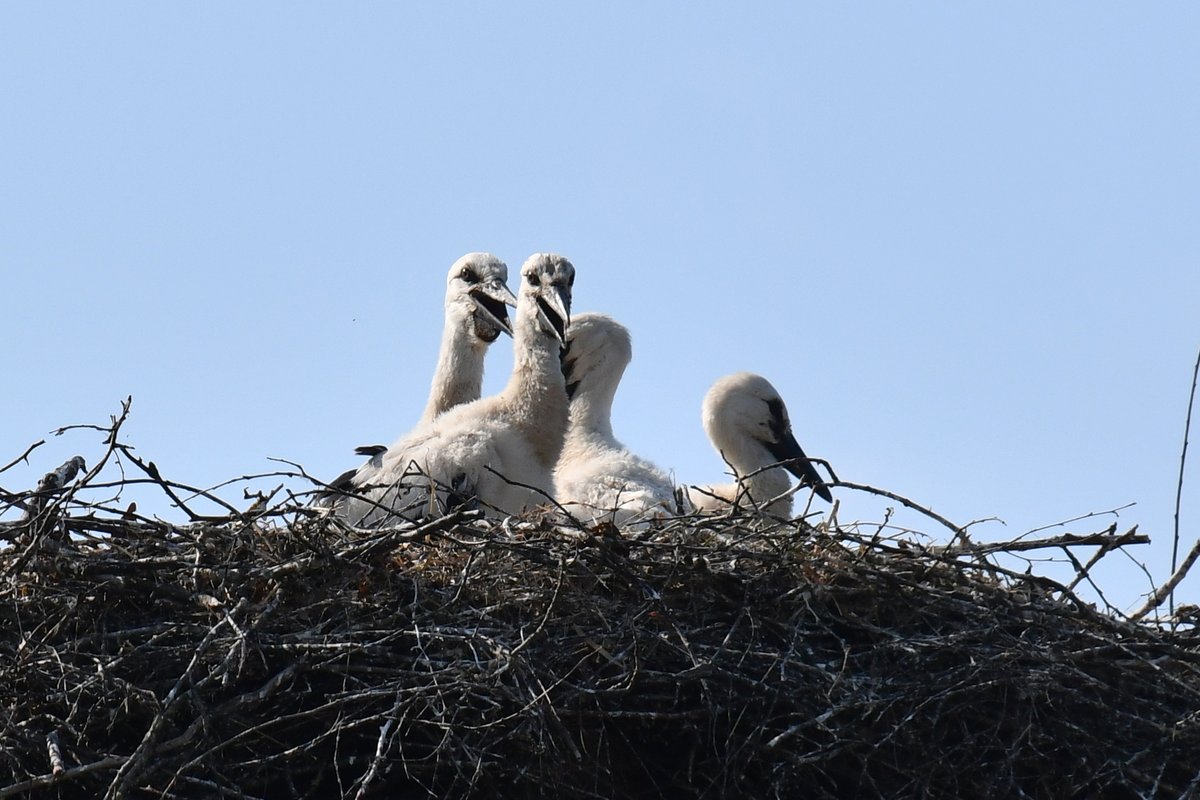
1172,346 -> 1200,616
115,448 -> 241,521
0,439 -> 45,475
939,528 -> 1147,557
1130,538 -> 1200,621
832,480 -> 966,540
338,507 -> 482,561
1065,526 -> 1141,593
0,756 -> 127,798
483,465 -> 584,524
1017,504 -> 1137,539
46,731 -> 64,776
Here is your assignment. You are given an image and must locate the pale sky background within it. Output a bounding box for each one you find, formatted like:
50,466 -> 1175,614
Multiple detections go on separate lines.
2,4 -> 1197,613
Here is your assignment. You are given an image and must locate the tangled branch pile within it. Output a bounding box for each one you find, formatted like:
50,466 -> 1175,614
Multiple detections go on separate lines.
3,425 -> 1200,797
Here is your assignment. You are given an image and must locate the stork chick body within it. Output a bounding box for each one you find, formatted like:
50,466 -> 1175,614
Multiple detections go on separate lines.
342,253 -> 575,525
321,253 -> 516,507
554,313 -> 675,526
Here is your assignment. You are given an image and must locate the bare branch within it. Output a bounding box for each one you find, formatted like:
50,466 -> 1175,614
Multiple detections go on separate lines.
939,527 -> 1148,557
0,439 -> 45,475
1172,345 -> 1200,616
832,480 -> 966,539
1131,538 -> 1200,621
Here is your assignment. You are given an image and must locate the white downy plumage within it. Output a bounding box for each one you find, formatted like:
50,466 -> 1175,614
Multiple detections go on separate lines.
340,253 -> 575,526
554,313 -> 676,526
684,372 -> 831,518
319,253 -> 516,507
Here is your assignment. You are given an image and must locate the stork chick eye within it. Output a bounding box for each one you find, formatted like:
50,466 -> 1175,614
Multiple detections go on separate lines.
526,273 -> 539,287
460,268 -> 479,283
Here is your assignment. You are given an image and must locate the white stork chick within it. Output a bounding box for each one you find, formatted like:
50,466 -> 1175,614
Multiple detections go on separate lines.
554,313 -> 675,526
319,253 -> 516,506
684,372 -> 831,517
420,252 -> 519,423
341,253 -> 575,525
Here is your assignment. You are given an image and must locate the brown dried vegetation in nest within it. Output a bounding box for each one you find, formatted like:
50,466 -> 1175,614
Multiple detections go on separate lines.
2,404 -> 1200,799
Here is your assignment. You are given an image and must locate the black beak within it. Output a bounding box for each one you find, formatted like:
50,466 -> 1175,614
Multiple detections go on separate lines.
470,288 -> 514,340
762,398 -> 831,502
535,295 -> 568,343
765,429 -> 832,503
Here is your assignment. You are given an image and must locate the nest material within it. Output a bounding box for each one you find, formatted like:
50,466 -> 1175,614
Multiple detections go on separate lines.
3,486 -> 1200,800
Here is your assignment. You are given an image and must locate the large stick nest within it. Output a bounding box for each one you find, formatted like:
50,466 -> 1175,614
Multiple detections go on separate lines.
2,412 -> 1199,798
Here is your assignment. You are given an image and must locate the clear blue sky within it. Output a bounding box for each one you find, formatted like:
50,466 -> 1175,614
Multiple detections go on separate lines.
3,4 -> 1197,612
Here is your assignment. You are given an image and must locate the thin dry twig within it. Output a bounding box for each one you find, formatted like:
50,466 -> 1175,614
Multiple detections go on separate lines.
1172,346 -> 1200,616
1131,538 -> 1200,622
0,439 -> 45,475
938,527 -> 1148,557
832,480 -> 967,540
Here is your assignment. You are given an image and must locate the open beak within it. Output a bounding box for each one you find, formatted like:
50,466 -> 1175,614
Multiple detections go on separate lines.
766,431 -> 833,503
535,285 -> 570,344
470,281 -> 518,338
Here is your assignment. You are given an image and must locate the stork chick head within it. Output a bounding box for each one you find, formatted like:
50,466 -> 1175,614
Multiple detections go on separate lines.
519,253 -> 574,344
702,372 -> 832,502
446,252 -> 518,344
562,312 -> 632,401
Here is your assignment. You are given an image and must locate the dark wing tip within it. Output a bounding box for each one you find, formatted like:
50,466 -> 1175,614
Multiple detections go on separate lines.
312,466 -> 361,507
